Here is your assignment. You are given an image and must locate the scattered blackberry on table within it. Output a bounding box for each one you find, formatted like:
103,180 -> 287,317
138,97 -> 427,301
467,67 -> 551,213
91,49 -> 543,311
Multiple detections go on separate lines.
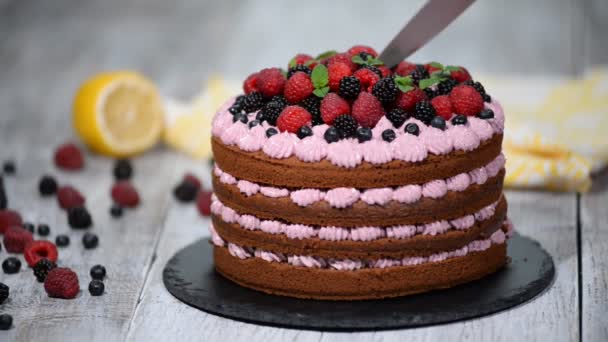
55,234 -> 70,247
265,128 -> 278,138
386,108 -> 410,128
241,91 -> 265,113
409,65 -> 429,84
361,65 -> 383,79
356,127 -> 373,143
248,120 -> 260,128
260,101 -> 284,125
90,264 -> 106,280
2,257 -> 21,274
37,223 -> 50,236
67,206 -> 92,229
338,76 -> 361,100
372,77 -> 398,104
382,129 -> 396,142
287,64 -> 311,79
23,222 -> 34,233
452,115 -> 468,125
430,116 -> 447,130
33,258 -> 57,282
404,123 -> 420,136
0,314 -> 12,330
436,79 -> 458,95
296,126 -> 313,139
82,232 -> 99,249
483,93 -> 492,103
38,175 -> 58,196
2,161 -> 15,175
173,180 -> 198,203
414,101 -> 437,125
423,87 -> 436,99
232,112 -> 248,124
113,159 -> 133,180
477,108 -> 495,119
324,127 -> 340,143
0,283 -> 8,304
333,114 -> 358,138
88,279 -> 105,296
110,204 -> 123,218
299,96 -> 322,125
463,80 -> 486,95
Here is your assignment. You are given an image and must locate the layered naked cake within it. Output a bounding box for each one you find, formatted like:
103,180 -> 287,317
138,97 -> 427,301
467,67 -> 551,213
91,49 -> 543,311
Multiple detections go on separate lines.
209,45 -> 513,300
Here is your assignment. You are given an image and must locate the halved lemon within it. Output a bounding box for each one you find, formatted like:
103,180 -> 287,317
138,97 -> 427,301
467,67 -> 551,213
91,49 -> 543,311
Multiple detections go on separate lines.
73,71 -> 164,157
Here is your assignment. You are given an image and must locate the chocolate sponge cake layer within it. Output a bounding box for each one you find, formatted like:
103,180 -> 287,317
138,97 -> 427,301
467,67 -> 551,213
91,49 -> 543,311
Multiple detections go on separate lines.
212,134 -> 502,189
213,171 -> 504,227
212,196 -> 506,259
213,241 -> 507,300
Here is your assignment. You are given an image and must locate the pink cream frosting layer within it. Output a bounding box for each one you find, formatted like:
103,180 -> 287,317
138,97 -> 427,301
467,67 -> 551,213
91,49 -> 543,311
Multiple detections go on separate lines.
212,98 -> 505,168
210,195 -> 501,242
209,223 -> 508,270
214,153 -> 505,208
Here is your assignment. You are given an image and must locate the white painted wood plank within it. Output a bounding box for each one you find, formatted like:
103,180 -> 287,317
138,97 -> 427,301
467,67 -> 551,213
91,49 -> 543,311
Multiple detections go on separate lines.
581,173 -> 608,342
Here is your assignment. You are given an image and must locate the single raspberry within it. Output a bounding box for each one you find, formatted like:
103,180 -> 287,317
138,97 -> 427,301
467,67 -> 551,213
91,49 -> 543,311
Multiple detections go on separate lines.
378,66 -> 392,78
111,181 -> 140,208
424,63 -> 442,74
320,93 -> 350,125
462,80 -> 487,95
284,72 -> 314,103
326,53 -> 357,72
243,72 -> 259,94
24,241 -> 58,267
431,95 -> 454,120
33,259 -> 57,282
3,226 -> 33,253
277,106 -> 312,133
347,45 -> 378,57
449,85 -> 484,116
333,114 -> 358,138
395,87 -> 427,111
450,67 -> 472,83
196,190 -> 212,216
183,173 -> 202,190
287,64 -> 311,79
54,143 -> 84,171
44,267 -> 79,299
394,61 -> 417,76
290,53 -> 313,67
328,62 -> 352,92
57,186 -> 85,210
352,92 -> 385,128
353,68 -> 380,92
0,209 -> 22,234
255,68 -> 285,98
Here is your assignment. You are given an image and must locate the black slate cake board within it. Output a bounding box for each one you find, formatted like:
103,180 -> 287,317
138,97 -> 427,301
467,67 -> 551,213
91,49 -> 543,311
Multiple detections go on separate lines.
163,233 -> 554,331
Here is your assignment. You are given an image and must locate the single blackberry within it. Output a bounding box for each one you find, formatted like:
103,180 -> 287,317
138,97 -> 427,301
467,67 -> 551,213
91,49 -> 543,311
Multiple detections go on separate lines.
266,128 -> 278,138
382,129 -> 396,142
436,79 -> 458,95
241,92 -> 265,113
2,257 -> 21,274
356,127 -> 373,143
232,112 -> 248,124
404,123 -> 420,136
297,126 -> 313,139
39,175 -> 58,196
413,101 -> 436,125
37,224 -> 50,236
2,161 -> 15,175
338,76 -> 361,100
483,93 -> 492,103
0,283 -> 8,304
248,120 -> 260,128
0,314 -> 12,330
333,115 -> 358,138
67,206 -> 92,229
299,96 -> 323,125
477,109 -> 495,119
452,115 -> 468,125
89,279 -> 105,296
55,234 -> 70,247
113,159 -> 133,180
463,80 -> 486,95
362,65 -> 383,79
287,65 -> 311,79
324,127 -> 340,143
268,95 -> 288,108
409,65 -> 429,84
90,264 -> 107,280
261,101 -> 284,125
82,232 -> 99,249
423,87 -> 437,99
173,181 -> 198,203
110,204 -> 123,218
33,258 -> 57,282
386,108 -> 410,128
430,116 -> 446,130
372,77 -> 398,104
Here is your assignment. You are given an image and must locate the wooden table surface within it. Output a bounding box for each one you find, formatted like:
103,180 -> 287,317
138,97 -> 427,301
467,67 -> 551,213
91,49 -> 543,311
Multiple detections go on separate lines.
0,1 -> 606,341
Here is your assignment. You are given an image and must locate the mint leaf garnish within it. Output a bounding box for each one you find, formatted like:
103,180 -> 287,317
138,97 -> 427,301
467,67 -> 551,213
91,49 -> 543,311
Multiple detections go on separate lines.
313,86 -> 330,98
288,57 -> 297,68
311,65 -> 329,97
444,65 -> 461,72
315,50 -> 337,60
304,60 -> 315,67
429,62 -> 444,69
419,75 -> 443,89
394,75 -> 415,93
352,55 -> 366,65
352,54 -> 384,66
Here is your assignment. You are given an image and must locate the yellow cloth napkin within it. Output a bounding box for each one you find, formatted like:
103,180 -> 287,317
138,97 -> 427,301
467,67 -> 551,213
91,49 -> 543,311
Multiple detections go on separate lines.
164,70 -> 608,192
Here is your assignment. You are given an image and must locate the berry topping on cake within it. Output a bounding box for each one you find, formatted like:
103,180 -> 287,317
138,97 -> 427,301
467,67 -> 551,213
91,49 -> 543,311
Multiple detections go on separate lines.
277,106 -> 312,133
287,64 -> 312,79
395,87 -> 426,112
248,120 -> 260,128
347,45 -> 378,57
372,77 -> 398,104
284,71 -> 314,103
265,128 -> 278,138
436,78 -> 458,95
325,53 -> 357,72
297,126 -> 313,139
44,267 -> 79,299
232,112 -> 248,124
24,241 -> 58,267
450,66 -> 472,82
452,114 -> 468,125
243,73 -> 259,94
382,129 -> 396,142
260,101 -> 285,125
289,53 -> 313,68
255,68 -> 286,97
409,65 -> 429,84
328,62 -> 353,92
324,127 -> 340,143
356,127 -> 373,142
413,100 -> 436,125
320,93 -> 350,125
338,76 -> 361,100
404,123 -> 420,136
242,92 -> 265,113
430,95 -> 454,120
477,108 -> 495,119
333,114 -> 358,138
299,96 -> 323,125
353,67 -> 381,91
394,61 -> 417,76
352,92 -> 385,128
430,116 -> 447,130
449,85 -> 483,116
386,108 -> 410,128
